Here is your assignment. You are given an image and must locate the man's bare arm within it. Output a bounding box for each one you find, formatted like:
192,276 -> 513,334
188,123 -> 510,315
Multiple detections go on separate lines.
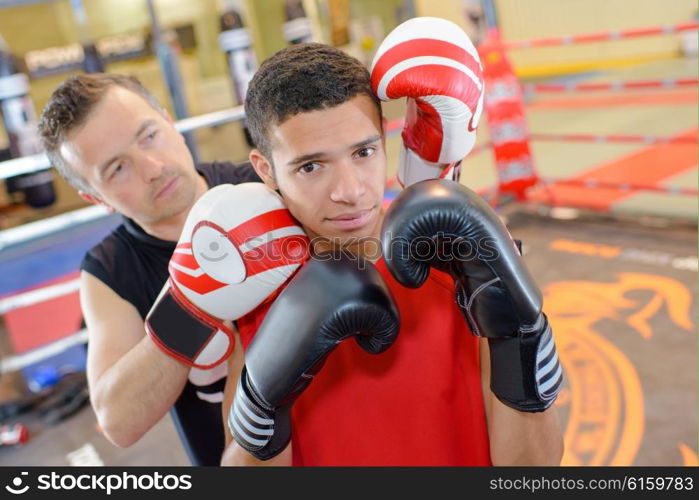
82,271 -> 189,447
480,339 -> 564,466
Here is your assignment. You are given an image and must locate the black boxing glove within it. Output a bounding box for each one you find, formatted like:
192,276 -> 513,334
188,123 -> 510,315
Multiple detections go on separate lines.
381,179 -> 562,412
228,252 -> 399,460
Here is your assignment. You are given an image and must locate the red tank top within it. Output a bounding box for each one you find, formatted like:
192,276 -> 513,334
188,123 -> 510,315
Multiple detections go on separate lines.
236,258 -> 492,466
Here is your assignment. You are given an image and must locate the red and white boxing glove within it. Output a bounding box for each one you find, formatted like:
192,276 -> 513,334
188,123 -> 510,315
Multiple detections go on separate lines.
146,183 -> 309,369
370,16 -> 484,187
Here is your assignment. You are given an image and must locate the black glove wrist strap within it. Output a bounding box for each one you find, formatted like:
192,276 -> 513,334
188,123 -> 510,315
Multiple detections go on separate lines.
488,314 -> 563,413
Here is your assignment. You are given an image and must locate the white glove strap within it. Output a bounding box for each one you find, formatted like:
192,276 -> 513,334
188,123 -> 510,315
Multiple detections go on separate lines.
398,145 -> 461,187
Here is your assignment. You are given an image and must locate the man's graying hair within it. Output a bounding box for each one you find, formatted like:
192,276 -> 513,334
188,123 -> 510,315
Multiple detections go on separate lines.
244,43 -> 382,160
38,73 -> 163,193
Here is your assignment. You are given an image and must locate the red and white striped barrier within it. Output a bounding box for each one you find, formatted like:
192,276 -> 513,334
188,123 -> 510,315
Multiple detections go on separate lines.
504,21 -> 698,50
524,78 -> 698,93
530,133 -> 698,145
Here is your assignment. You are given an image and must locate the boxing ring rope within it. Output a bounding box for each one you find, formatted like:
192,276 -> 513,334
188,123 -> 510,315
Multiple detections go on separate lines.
530,133 -> 698,146
524,78 -> 699,93
0,105 -> 247,182
0,205 -> 111,250
503,21 -> 698,50
0,330 -> 88,373
0,153 -> 51,181
477,17 -> 698,206
537,178 -> 699,197
0,279 -> 84,371
0,280 -> 80,315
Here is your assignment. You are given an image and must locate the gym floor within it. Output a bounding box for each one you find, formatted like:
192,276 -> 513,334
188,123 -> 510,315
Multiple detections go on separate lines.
0,54 -> 696,466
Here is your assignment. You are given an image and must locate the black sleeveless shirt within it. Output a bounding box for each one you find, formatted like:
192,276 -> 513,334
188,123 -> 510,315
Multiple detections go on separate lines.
81,161 -> 261,465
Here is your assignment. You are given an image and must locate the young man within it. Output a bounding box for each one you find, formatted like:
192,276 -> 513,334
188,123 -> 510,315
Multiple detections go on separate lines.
222,40 -> 564,466
38,74 -> 259,465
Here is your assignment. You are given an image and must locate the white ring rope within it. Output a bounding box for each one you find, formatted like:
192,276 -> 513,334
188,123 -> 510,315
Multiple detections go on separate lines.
0,329 -> 88,374
0,204 -> 112,250
0,104 -> 246,181
0,279 -> 80,315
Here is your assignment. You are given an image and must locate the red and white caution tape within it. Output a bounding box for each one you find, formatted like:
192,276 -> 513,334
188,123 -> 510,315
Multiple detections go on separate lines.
524,78 -> 698,93
530,133 -> 698,145
540,177 -> 698,196
504,21 -> 698,50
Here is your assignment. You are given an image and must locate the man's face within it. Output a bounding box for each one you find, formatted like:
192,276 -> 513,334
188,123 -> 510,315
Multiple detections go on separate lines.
252,94 -> 387,252
60,86 -> 201,225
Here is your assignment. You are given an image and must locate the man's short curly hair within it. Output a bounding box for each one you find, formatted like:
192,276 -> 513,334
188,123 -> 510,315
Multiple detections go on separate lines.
245,43 -> 381,159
